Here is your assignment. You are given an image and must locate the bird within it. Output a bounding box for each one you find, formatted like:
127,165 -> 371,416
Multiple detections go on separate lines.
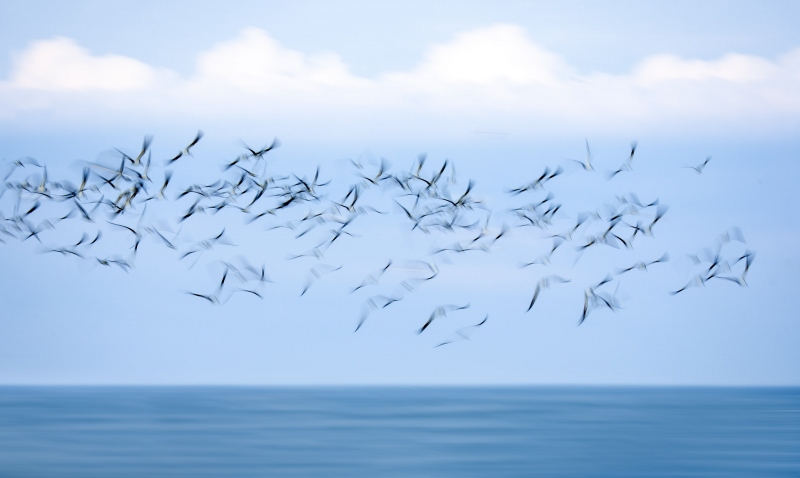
526,276 -> 570,312
183,130 -> 204,157
685,156 -> 711,174
436,315 -> 488,347
570,139 -> 593,171
418,303 -> 470,334
617,253 -> 670,274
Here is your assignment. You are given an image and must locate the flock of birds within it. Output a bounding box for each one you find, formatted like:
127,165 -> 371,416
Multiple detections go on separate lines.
0,132 -> 754,347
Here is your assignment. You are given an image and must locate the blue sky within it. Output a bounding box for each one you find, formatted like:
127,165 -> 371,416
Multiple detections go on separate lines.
0,1 -> 797,385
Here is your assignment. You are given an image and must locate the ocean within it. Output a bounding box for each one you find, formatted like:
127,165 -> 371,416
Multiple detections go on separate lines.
0,386 -> 797,477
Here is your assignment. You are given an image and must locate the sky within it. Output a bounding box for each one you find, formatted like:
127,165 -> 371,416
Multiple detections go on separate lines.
0,1 -> 798,385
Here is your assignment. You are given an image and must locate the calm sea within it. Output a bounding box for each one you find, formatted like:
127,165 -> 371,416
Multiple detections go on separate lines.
0,386 -> 797,477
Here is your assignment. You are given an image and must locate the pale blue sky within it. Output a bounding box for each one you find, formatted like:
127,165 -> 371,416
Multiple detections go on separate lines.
0,1 -> 797,385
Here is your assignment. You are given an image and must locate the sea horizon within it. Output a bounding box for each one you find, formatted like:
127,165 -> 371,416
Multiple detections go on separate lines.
2,383 -> 798,388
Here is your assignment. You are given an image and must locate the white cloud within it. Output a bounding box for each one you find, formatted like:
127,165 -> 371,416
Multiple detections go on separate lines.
632,53 -> 781,85
1,25 -> 799,138
192,27 -> 366,92
10,37 -> 157,91
385,24 -> 571,87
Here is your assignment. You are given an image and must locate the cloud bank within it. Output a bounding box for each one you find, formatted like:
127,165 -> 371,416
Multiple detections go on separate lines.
2,24 -> 799,138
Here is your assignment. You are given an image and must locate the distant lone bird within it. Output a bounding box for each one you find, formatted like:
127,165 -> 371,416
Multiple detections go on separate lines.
685,156 -> 711,174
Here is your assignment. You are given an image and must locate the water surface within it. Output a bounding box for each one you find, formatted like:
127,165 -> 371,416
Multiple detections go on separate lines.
0,386 -> 797,477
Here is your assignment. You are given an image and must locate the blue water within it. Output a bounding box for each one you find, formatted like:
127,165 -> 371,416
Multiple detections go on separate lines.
0,387 -> 797,477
